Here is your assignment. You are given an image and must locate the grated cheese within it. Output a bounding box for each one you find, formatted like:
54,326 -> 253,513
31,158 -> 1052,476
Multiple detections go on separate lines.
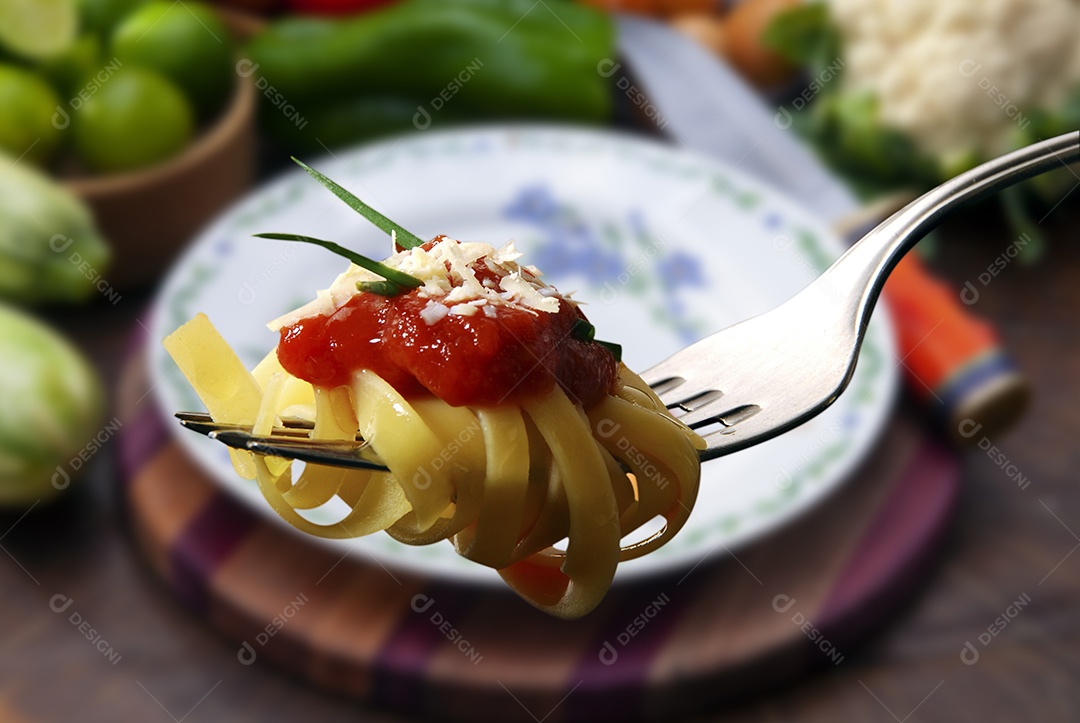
269,236 -> 572,331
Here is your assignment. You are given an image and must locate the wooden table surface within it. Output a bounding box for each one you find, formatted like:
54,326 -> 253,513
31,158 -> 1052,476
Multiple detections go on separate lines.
1,194 -> 1076,722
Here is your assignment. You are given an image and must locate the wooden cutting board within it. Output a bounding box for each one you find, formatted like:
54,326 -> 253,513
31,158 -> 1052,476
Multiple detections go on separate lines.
117,343 -> 961,722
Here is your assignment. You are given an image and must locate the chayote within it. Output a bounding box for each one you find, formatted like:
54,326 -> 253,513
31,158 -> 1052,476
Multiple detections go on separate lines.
0,154 -> 112,305
0,303 -> 105,506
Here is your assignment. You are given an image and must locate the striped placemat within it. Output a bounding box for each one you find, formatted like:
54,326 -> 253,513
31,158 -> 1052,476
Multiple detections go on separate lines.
117,343 -> 960,722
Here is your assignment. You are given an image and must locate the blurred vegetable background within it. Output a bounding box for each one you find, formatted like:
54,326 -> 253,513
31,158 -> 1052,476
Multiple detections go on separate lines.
759,0 -> 1080,259
569,0 -> 1080,260
0,1 -> 1076,719
0,0 -> 1075,518
0,0 -> 237,173
0,0 -> 243,504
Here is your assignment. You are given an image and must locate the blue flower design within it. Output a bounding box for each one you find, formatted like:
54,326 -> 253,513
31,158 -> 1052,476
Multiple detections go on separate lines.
504,184 -> 561,225
213,237 -> 234,258
763,211 -> 784,231
657,251 -> 706,291
506,184 -> 622,282
502,184 -> 706,343
574,242 -> 625,281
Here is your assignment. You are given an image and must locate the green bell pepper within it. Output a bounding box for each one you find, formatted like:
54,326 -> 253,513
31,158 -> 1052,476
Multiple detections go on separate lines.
246,0 -> 614,148
263,95 -> 469,153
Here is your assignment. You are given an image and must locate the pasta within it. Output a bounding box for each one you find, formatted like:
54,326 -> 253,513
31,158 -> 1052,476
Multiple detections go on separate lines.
166,234 -> 704,619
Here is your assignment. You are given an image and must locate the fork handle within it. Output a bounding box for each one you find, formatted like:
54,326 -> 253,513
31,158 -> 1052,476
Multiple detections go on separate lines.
821,131 -> 1079,407
825,132 -> 1079,319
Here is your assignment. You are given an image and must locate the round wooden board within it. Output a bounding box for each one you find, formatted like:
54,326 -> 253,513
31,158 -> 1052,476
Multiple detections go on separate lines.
118,343 -> 961,722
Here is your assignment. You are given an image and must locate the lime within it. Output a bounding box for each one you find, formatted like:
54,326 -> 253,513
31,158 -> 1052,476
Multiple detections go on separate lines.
77,0 -> 149,38
73,67 -> 193,173
38,34 -> 103,98
111,1 -> 234,117
0,65 -> 62,165
0,0 -> 78,61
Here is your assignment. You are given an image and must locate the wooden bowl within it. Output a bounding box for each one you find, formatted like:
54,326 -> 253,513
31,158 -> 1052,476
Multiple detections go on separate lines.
64,23 -> 257,290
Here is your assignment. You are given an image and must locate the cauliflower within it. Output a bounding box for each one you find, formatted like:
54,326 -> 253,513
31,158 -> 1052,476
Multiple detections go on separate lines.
829,0 -> 1080,162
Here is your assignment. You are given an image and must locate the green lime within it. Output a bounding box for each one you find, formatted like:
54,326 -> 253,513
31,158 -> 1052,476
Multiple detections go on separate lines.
0,0 -> 78,61
38,34 -> 103,98
76,0 -> 149,38
111,1 -> 234,117
73,66 -> 193,173
0,65 -> 62,165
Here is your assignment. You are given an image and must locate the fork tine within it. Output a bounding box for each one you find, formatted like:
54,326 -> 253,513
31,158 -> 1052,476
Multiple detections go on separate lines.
176,412 -> 360,441
210,430 -> 389,471
644,375 -> 685,399
177,411 -> 389,471
666,388 -> 724,412
180,419 -> 312,439
649,378 -> 721,408
678,399 -> 761,430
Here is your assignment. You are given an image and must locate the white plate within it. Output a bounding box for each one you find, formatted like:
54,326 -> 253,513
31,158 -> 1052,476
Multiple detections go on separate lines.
150,125 -> 898,585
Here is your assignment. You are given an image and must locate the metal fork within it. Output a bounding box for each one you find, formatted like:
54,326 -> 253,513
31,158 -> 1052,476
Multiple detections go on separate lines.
179,132 -> 1080,468
647,132 -> 1078,460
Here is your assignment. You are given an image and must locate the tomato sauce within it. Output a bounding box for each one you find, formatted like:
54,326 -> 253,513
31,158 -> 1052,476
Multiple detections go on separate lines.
276,252 -> 617,408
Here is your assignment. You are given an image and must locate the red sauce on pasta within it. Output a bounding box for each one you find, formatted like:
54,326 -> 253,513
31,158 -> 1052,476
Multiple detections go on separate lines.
276,240 -> 617,408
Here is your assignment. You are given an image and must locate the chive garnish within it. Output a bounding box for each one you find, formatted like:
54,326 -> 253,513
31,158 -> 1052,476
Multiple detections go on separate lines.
253,232 -> 422,290
291,157 -> 425,250
572,318 -> 595,342
357,280 -> 406,297
596,340 -> 622,362
571,318 -> 621,361
264,159 -> 622,355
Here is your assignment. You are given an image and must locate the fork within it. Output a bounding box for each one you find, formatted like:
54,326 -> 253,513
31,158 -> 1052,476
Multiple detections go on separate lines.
180,132 -> 1080,468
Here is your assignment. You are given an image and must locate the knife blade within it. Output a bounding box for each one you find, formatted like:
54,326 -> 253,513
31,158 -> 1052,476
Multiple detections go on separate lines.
616,14 -> 859,221
615,15 -> 1029,440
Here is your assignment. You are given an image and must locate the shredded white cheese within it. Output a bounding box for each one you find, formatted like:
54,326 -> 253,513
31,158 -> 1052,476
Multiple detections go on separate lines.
419,302 -> 450,325
499,272 -> 560,313
268,236 -> 572,331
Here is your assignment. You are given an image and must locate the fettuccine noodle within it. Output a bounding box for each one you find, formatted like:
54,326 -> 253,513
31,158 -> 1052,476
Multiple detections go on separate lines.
165,234 -> 705,619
